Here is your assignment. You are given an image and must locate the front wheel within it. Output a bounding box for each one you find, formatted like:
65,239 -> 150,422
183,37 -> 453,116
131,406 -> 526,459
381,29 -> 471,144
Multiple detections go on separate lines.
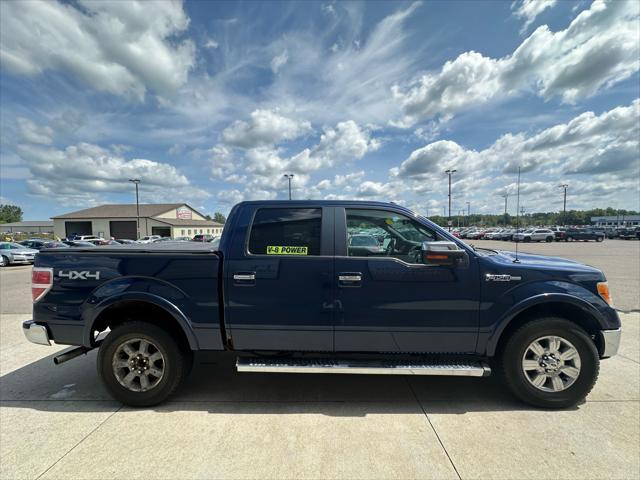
546,236 -> 553,242
596,236 -> 604,242
499,318 -> 599,408
0,255 -> 8,267
97,321 -> 188,407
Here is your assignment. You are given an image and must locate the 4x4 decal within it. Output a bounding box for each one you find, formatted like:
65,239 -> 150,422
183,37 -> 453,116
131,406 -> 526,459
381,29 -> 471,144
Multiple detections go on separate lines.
58,270 -> 101,280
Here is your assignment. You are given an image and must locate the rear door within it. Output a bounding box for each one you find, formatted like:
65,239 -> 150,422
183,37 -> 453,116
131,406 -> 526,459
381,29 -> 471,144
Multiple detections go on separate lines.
224,205 -> 335,351
334,206 -> 479,353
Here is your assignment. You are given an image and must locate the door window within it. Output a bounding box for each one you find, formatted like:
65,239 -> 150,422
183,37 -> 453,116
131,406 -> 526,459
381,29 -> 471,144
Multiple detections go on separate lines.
248,208 -> 322,256
345,209 -> 436,263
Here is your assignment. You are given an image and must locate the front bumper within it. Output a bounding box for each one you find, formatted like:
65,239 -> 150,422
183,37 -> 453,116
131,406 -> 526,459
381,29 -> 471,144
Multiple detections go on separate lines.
600,328 -> 621,358
23,320 -> 51,346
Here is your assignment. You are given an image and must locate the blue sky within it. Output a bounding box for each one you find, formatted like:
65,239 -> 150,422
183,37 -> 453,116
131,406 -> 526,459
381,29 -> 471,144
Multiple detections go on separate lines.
1,0 -> 638,220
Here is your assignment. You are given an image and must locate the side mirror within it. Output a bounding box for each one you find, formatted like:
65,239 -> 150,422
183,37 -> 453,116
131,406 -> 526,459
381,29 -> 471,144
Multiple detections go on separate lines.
422,241 -> 468,267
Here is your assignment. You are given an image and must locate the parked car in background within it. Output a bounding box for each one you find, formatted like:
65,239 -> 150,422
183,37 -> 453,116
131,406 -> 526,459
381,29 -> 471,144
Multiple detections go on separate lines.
42,241 -> 70,249
71,235 -> 102,241
62,240 -> 97,247
138,235 -> 162,244
549,227 -> 566,241
19,239 -> 48,250
173,236 -> 192,242
617,227 -> 639,240
564,228 -> 605,242
484,229 -> 504,240
115,239 -> 137,244
0,242 -> 38,266
192,234 -> 216,242
348,234 -> 385,256
513,229 -> 555,243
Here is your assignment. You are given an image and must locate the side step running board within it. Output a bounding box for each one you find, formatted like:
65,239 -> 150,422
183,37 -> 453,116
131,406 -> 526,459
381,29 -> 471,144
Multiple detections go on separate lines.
236,357 -> 491,377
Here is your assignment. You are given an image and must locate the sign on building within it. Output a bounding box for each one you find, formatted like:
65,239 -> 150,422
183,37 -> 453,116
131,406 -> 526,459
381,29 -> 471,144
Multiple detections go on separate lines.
177,206 -> 192,220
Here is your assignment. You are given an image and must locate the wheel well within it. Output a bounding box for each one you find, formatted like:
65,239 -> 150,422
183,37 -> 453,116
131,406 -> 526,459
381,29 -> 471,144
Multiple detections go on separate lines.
494,302 -> 603,356
91,301 -> 192,351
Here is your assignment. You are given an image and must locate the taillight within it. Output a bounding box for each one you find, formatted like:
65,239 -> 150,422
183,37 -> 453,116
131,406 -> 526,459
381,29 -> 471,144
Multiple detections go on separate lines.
597,282 -> 614,307
32,267 -> 53,302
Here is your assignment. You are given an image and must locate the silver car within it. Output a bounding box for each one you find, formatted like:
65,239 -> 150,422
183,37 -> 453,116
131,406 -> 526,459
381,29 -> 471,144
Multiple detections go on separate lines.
0,242 -> 38,266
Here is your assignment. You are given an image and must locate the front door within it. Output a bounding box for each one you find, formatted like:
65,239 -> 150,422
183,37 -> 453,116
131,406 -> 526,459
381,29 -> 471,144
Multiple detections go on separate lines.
225,205 -> 334,351
334,207 -> 479,353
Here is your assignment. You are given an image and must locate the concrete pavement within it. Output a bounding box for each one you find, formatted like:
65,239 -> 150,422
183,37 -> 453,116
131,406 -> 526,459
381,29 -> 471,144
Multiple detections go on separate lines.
1,310 -> 638,479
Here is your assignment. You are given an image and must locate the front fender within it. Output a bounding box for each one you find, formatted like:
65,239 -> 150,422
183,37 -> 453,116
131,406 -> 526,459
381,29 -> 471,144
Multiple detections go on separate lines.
483,281 -> 615,356
81,278 -> 198,349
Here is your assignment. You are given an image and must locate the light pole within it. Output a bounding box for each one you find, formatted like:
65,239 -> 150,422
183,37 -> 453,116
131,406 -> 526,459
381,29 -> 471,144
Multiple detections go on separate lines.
559,184 -> 568,226
445,169 -> 457,231
283,174 -> 294,200
128,178 -> 141,239
501,194 -> 508,215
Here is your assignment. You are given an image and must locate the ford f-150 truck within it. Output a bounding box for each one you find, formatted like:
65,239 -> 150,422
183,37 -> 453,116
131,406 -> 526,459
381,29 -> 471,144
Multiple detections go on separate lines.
24,201 -> 621,408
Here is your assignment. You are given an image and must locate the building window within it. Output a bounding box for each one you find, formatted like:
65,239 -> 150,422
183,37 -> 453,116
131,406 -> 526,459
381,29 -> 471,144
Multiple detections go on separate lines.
188,229 -> 191,235
181,229 -> 185,235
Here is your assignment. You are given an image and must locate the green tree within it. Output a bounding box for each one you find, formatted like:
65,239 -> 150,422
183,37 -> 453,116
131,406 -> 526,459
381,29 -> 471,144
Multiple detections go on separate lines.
0,204 -> 23,223
213,212 -> 226,224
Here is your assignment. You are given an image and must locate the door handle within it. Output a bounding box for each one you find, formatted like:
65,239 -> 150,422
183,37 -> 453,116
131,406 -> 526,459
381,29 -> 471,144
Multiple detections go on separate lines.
338,272 -> 362,286
233,272 -> 256,285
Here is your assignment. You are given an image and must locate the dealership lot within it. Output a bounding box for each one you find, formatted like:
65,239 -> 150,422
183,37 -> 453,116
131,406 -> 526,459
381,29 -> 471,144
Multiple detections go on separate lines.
1,241 -> 638,479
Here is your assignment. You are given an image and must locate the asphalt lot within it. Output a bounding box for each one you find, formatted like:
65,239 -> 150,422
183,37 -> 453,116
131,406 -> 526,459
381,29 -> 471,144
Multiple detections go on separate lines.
1,240 -> 639,479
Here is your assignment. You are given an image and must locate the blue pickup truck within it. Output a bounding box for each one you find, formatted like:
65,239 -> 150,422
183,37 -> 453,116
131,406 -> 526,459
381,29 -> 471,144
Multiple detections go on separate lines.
24,201 -> 621,408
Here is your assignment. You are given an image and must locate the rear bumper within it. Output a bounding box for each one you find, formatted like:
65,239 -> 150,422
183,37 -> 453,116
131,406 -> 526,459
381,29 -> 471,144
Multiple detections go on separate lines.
22,320 -> 51,346
600,328 -> 621,358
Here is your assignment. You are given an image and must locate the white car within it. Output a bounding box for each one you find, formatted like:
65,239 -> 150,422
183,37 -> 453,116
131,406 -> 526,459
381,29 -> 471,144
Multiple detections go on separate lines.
73,235 -> 102,241
0,242 -> 38,266
138,235 -> 162,243
513,229 -> 555,242
484,229 -> 503,240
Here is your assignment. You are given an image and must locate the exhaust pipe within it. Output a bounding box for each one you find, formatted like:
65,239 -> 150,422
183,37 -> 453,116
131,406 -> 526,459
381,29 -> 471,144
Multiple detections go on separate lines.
53,342 -> 101,365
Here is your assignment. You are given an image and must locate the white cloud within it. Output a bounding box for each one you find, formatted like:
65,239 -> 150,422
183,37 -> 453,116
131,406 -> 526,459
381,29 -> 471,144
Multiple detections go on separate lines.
0,0 -> 195,99
221,109 -> 312,148
270,50 -> 289,73
395,99 -> 639,179
17,118 -> 54,145
513,0 -> 557,33
16,142 -> 210,205
393,0 -> 639,126
204,39 -> 219,49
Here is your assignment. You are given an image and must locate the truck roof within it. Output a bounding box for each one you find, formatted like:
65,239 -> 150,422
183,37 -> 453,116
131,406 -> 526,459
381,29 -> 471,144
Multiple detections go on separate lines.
236,200 -> 418,216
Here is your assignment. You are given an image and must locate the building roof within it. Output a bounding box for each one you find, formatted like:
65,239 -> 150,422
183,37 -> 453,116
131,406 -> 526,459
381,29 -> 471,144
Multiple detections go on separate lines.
0,221 -> 54,227
155,218 -> 223,227
52,204 -> 185,219
591,215 -> 640,221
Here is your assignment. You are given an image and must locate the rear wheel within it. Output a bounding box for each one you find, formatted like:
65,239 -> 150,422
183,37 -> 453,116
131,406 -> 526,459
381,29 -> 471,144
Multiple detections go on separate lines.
499,317 -> 599,408
0,255 -> 7,267
546,236 -> 553,242
98,321 -> 188,407
524,237 -> 531,243
596,236 -> 604,242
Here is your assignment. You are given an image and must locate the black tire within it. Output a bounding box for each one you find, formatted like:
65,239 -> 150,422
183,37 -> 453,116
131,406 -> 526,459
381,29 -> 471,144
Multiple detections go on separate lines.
0,255 -> 8,267
546,236 -> 553,242
97,321 -> 188,407
524,237 -> 531,243
596,236 -> 603,242
499,317 -> 599,408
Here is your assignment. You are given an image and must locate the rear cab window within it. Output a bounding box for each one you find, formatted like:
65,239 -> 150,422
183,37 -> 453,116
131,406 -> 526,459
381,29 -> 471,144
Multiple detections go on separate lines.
248,208 -> 322,256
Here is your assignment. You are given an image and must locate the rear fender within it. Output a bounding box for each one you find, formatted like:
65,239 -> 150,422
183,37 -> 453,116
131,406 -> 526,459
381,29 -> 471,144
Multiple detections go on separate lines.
82,279 -> 198,349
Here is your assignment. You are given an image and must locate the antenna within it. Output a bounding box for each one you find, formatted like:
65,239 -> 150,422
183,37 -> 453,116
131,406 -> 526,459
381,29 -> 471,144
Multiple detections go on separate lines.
514,166 -> 521,263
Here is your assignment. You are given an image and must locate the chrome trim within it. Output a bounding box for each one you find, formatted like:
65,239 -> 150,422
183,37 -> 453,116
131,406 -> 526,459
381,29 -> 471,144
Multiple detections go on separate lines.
23,322 -> 51,346
600,328 -> 621,358
233,273 -> 255,281
237,357 -> 490,377
338,275 -> 361,282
